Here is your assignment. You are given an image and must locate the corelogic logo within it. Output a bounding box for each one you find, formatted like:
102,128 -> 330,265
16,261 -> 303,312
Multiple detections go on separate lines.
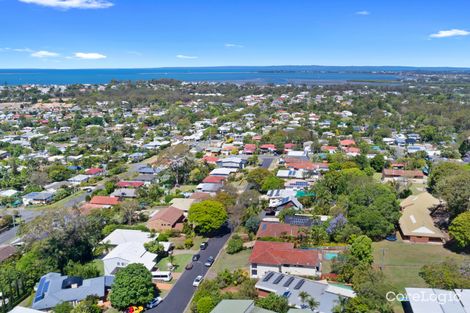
386,291 -> 460,304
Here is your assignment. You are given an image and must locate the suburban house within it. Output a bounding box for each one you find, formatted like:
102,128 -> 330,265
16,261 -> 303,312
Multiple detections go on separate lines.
133,174 -> 158,185
147,206 -> 185,231
116,181 -> 144,188
31,273 -> 114,310
110,188 -> 137,198
256,272 -> 355,313
22,192 -> 54,206
382,169 -> 425,183
67,174 -> 90,185
169,198 -> 196,213
267,196 -> 303,213
256,222 -> 300,239
100,229 -> 155,247
84,167 -> 105,176
209,168 -> 238,176
210,300 -> 276,313
216,157 -> 247,169
404,288 -> 470,313
249,241 -> 321,278
399,192 -> 445,244
89,196 -> 120,207
102,242 -> 157,275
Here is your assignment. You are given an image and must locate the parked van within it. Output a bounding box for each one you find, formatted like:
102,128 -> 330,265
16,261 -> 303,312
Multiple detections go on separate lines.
151,271 -> 173,282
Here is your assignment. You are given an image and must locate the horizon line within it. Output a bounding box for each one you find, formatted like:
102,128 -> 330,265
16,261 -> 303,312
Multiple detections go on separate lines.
1,64 -> 470,70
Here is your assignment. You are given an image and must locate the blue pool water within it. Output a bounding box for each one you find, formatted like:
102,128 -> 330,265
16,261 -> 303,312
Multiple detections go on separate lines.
324,252 -> 339,260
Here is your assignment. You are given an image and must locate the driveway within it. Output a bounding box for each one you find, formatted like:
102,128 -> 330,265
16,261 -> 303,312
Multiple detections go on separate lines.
150,227 -> 231,313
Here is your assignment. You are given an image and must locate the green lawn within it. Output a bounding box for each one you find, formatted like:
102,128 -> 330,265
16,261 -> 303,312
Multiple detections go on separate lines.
170,235 -> 206,251
209,248 -> 251,275
32,190 -> 86,210
372,241 -> 468,291
157,254 -> 192,272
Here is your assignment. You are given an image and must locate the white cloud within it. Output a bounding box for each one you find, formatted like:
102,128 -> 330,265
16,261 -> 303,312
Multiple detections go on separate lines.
0,47 -> 33,53
74,52 -> 107,59
18,0 -> 113,9
225,43 -> 244,48
176,54 -> 198,59
31,50 -> 59,58
429,29 -> 470,38
356,10 -> 370,15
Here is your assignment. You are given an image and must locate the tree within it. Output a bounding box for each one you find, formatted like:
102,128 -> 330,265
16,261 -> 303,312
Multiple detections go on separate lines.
245,216 -> 261,234
53,302 -> 73,313
419,259 -> 470,289
436,171 -> 470,216
70,297 -> 101,313
261,176 -> 285,192
226,235 -> 244,254
64,261 -> 100,279
196,296 -> 216,313
449,211 -> 470,248
350,235 -> 373,265
110,264 -> 154,309
428,162 -> 466,192
144,241 -> 165,255
370,154 -> 385,172
188,200 -> 228,234
256,293 -> 289,313
298,291 -> 319,311
247,168 -> 272,189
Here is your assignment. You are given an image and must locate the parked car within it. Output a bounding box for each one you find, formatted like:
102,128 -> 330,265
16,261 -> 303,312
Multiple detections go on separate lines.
146,297 -> 163,309
128,306 -> 144,313
185,262 -> 194,270
200,241 -> 208,250
192,253 -> 200,261
193,275 -> 203,287
204,256 -> 214,267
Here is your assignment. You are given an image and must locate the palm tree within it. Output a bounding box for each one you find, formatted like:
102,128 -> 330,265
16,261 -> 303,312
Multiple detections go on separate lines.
299,291 -> 310,304
307,297 -> 320,311
332,296 -> 347,313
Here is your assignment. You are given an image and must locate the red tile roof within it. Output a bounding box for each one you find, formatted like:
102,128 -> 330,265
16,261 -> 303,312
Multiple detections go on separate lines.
249,241 -> 320,267
260,144 -> 276,150
203,156 -> 219,164
116,181 -> 145,188
340,139 -> 356,146
256,222 -> 300,238
79,203 -> 106,215
90,196 -> 120,206
202,176 -> 226,184
321,145 -> 337,151
383,169 -> 424,178
284,143 -> 296,149
85,168 -> 104,175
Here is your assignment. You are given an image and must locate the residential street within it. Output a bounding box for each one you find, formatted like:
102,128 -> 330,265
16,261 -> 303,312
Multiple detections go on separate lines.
150,227 -> 231,313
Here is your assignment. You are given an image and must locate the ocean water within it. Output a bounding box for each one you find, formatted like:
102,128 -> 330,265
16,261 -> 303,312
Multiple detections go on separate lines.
0,66 -> 403,85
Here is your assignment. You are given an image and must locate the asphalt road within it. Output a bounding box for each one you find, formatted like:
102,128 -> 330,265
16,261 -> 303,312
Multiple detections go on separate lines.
151,227 -> 231,313
0,208 -> 42,244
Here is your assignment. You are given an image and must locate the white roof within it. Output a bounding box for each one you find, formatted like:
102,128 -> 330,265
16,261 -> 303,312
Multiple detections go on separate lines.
100,229 -> 155,245
9,307 -> 43,313
103,242 -> 157,270
210,168 -> 237,176
0,189 -> 18,197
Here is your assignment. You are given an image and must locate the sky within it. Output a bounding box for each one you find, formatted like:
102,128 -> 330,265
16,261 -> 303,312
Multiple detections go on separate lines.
0,0 -> 469,68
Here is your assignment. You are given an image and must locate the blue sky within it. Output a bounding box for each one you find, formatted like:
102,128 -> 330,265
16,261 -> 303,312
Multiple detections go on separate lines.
0,0 -> 469,68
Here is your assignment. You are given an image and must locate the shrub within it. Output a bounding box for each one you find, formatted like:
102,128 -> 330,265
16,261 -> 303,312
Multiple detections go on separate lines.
184,238 -> 194,249
226,235 -> 244,254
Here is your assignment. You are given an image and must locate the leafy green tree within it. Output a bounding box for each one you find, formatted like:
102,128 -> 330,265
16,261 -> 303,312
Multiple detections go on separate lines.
144,241 -> 165,255
370,154 -> 385,172
350,235 -> 373,265
226,235 -> 244,254
247,168 -> 272,189
428,162 -> 466,192
419,259 -> 470,289
64,261 -> 100,279
110,264 -> 154,309
53,302 -> 73,313
244,216 -> 261,234
188,200 -> 227,234
196,296 -> 216,313
261,176 -> 285,192
436,171 -> 470,216
256,293 -> 289,313
70,297 -> 101,313
449,211 -> 470,248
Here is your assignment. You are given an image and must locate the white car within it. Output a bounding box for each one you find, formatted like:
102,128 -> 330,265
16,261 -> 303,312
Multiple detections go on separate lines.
192,275 -> 203,287
146,297 -> 163,309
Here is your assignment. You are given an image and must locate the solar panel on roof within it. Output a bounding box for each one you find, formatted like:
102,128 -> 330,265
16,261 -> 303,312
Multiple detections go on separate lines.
273,274 -> 284,285
294,279 -> 305,290
263,272 -> 274,282
283,276 -> 294,287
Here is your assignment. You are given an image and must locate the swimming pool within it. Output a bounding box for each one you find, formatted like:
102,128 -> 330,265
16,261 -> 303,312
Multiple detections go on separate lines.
324,252 -> 339,260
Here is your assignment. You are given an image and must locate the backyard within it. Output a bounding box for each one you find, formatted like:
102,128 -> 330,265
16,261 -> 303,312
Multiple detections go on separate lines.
372,240 -> 469,291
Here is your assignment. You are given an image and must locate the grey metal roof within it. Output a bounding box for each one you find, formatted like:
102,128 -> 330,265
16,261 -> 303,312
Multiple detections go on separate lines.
405,288 -> 470,313
32,273 -> 113,310
256,272 -> 354,313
